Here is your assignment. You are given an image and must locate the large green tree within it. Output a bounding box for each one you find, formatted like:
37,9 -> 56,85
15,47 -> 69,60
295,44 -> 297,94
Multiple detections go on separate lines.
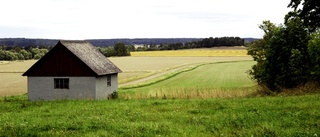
248,16 -> 310,91
114,42 -> 130,56
247,0 -> 320,92
0,49 -> 18,61
288,0 -> 320,32
308,29 -> 320,82
247,21 -> 279,89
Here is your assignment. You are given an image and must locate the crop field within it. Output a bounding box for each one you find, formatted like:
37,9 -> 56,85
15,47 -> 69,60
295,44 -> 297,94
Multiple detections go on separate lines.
0,60 -> 36,72
0,56 -> 252,96
112,56 -> 252,84
120,61 -> 256,99
109,56 -> 252,71
0,73 -> 27,96
0,61 -> 36,96
130,48 -> 248,57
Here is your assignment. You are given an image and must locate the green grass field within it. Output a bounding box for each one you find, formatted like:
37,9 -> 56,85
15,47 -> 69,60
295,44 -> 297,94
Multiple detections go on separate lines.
120,61 -> 256,99
1,94 -> 319,136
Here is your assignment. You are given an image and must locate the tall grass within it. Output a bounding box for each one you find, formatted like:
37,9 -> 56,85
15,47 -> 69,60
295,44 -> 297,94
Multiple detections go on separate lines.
120,87 -> 256,100
0,94 -> 319,136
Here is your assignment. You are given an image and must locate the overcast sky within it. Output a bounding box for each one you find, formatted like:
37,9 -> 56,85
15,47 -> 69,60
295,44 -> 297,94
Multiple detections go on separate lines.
0,0 -> 291,40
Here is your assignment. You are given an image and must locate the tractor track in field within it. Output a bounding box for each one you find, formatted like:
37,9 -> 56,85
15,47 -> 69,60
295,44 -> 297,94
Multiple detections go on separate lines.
118,60 -> 253,88
118,65 -> 190,87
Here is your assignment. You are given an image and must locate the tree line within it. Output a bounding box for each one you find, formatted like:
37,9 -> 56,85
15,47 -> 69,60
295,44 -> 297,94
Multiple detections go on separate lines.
0,38 -> 200,47
0,43 -> 130,60
133,37 -> 244,51
98,37 -> 244,57
0,38 -> 255,47
98,43 -> 131,57
0,46 -> 49,61
247,0 -> 320,93
0,36 -> 245,60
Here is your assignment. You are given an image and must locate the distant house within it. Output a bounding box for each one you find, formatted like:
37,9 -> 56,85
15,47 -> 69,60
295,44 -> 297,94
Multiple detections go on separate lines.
23,40 -> 122,101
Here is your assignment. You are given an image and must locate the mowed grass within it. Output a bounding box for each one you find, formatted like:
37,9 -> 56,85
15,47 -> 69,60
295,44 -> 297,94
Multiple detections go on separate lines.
130,49 -> 248,57
111,56 -> 252,84
0,94 -> 319,136
120,61 -> 256,99
151,61 -> 254,88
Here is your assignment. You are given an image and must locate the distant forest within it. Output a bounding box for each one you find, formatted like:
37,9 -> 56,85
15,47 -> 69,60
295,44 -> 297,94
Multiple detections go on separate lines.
0,37 -> 257,47
0,37 -> 258,60
135,37 -> 245,51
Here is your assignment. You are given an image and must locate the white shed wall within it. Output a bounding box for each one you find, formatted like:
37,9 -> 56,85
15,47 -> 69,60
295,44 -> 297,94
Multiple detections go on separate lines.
95,74 -> 118,99
28,77 -> 96,101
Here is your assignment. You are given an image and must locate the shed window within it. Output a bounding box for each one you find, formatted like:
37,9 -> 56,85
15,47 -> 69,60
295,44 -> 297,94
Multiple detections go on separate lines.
107,76 -> 111,87
54,78 -> 69,89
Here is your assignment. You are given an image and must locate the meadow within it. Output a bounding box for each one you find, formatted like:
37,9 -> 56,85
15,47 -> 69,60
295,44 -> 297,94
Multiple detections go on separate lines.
1,48 -> 319,136
1,94 -> 319,136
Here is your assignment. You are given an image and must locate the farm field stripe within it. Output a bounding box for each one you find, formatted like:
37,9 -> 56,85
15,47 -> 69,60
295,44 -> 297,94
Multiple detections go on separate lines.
120,60 -> 253,89
119,65 -> 190,86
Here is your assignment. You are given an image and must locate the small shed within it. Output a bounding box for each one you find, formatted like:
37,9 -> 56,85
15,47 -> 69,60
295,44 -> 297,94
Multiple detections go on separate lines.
23,40 -> 122,101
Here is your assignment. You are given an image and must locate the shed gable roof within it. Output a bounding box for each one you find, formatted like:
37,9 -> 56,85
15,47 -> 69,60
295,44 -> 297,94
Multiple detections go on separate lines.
23,40 -> 121,76
60,40 -> 122,75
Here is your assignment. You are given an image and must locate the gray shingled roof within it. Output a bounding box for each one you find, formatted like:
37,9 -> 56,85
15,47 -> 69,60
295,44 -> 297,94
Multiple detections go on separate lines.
60,40 -> 122,75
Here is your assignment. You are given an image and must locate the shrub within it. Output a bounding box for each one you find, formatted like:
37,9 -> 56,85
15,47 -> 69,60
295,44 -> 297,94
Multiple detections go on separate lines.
108,91 -> 118,99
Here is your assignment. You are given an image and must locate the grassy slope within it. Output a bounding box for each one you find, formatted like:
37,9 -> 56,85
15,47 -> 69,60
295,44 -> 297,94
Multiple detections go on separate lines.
120,61 -> 256,99
0,94 -> 319,136
148,61 -> 255,88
